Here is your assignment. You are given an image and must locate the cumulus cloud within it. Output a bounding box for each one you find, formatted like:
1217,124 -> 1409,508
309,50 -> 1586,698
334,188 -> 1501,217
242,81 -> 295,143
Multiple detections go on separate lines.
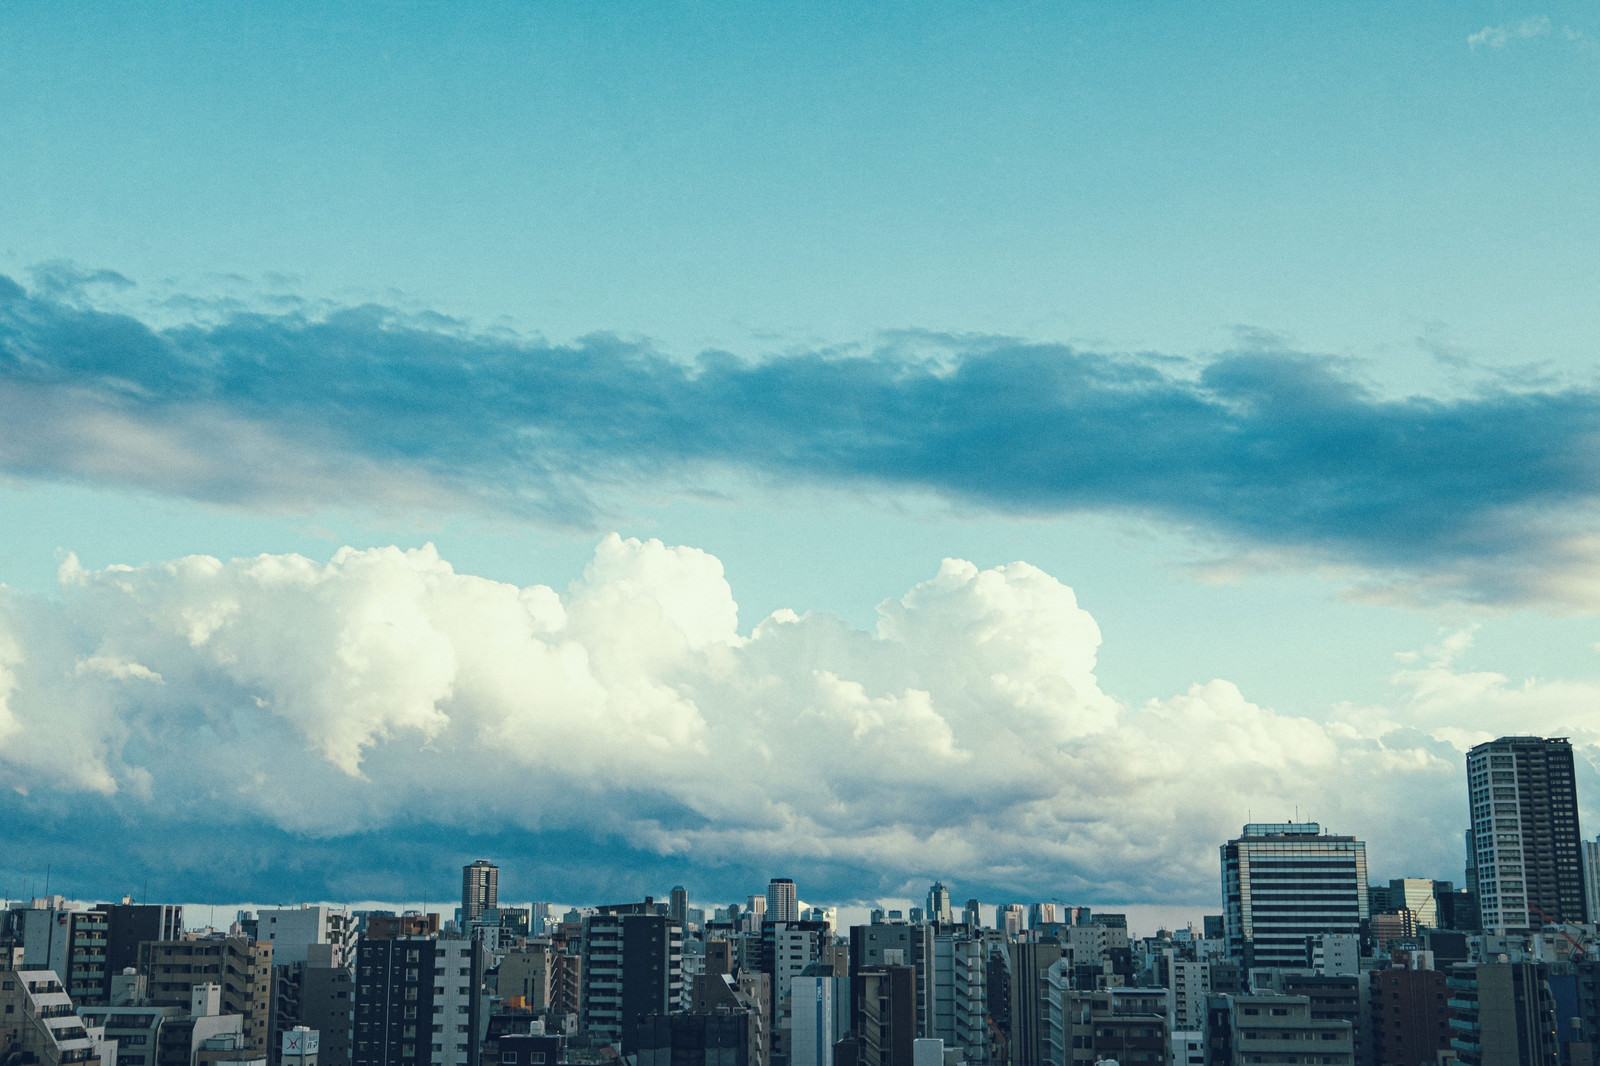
7,274 -> 1600,607
1469,15 -> 1552,49
2,538 -> 1592,906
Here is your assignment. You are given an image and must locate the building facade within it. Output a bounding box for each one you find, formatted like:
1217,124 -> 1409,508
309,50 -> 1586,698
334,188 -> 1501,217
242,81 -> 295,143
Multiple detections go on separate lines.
353,931 -> 481,1066
460,863 -> 498,926
1,966 -> 112,1066
1447,962 -> 1559,1066
1220,822 -> 1368,970
579,910 -> 684,1047
1467,735 -> 1587,931
765,881 -> 798,926
141,937 -> 275,1058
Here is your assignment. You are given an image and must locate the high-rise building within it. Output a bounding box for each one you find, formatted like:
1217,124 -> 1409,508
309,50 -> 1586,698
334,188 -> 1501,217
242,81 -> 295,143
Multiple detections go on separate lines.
1220,822 -> 1368,969
844,966 -> 916,1066
670,886 -> 690,926
766,879 -> 799,924
925,883 -> 952,928
1586,837 -> 1600,926
849,922 -> 933,1038
353,921 -> 482,1066
930,931 -> 990,1063
791,973 -> 840,1066
764,919 -> 831,1066
1006,943 -> 1064,1066
580,905 -> 684,1047
461,861 -> 499,924
354,933 -> 438,1066
1466,735 -> 1587,931
1387,878 -> 1441,928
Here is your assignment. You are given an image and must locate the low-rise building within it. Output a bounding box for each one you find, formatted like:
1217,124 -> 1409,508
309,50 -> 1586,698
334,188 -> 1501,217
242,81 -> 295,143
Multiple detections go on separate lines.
1,966 -> 115,1066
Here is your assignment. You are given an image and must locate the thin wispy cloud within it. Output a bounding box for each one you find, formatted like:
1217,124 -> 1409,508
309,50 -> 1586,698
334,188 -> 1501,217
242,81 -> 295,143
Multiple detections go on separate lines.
1468,15 -> 1552,49
6,273 -> 1600,607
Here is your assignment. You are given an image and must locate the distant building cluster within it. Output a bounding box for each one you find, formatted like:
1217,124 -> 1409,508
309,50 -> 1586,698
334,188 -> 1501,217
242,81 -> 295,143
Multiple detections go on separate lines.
7,735 -> 1600,1066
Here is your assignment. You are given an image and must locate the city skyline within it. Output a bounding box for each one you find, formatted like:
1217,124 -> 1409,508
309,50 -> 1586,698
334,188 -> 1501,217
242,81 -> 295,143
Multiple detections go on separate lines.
0,810 -> 1509,941
5,3 -> 1600,911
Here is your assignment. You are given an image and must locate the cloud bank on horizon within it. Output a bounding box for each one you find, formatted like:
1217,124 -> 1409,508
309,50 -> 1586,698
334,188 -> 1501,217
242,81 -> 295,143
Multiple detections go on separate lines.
6,270 -> 1600,609
1,534 -> 1596,906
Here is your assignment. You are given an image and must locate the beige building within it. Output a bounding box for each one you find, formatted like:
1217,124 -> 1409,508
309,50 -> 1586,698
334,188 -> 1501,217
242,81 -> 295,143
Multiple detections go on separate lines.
496,944 -> 552,1011
140,938 -> 274,1057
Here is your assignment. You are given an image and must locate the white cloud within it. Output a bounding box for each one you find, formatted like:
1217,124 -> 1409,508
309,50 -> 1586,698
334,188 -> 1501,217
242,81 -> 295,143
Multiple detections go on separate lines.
1469,15 -> 1552,49
1,538 -> 1595,900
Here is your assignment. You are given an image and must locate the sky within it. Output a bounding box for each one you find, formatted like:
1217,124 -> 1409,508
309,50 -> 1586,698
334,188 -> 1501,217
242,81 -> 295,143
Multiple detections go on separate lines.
3,1 -> 1600,930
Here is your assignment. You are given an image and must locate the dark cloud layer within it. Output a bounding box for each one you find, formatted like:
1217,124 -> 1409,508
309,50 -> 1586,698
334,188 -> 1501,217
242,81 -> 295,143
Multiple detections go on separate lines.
4,273 -> 1599,603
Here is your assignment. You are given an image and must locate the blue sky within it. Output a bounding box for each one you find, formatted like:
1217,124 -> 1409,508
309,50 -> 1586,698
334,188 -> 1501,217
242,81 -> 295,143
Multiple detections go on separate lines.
3,2 -> 1600,926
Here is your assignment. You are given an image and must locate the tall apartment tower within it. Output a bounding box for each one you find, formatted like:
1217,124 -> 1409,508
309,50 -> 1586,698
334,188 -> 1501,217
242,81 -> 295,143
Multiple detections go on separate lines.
353,918 -> 481,1066
579,906 -> 684,1047
354,932 -> 438,1066
461,860 -> 499,923
670,886 -> 690,925
925,883 -> 953,928
1466,735 -> 1587,931
1220,822 -> 1368,969
767,879 -> 799,924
